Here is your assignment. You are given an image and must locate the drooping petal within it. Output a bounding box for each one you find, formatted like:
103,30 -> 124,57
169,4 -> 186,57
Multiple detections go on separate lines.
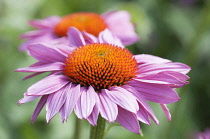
46,84 -> 69,123
122,85 -> 159,125
102,11 -> 139,45
67,27 -> 86,47
105,86 -> 139,113
74,86 -> 98,119
87,105 -> 99,126
18,93 -> 40,105
138,62 -> 191,75
31,95 -> 48,123
97,90 -> 118,123
27,75 -> 69,96
98,29 -> 124,48
127,80 -> 180,104
116,107 -> 140,134
137,104 -> 150,125
15,62 -> 64,73
162,71 -> 190,87
28,43 -> 67,63
160,104 -> 171,121
59,84 -> 82,122
135,71 -> 190,88
23,71 -> 62,80
23,72 -> 43,80
74,87 -> 88,119
134,54 -> 171,64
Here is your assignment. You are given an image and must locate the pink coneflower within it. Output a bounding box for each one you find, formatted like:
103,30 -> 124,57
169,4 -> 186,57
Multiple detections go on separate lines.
16,28 -> 190,133
195,128 -> 210,139
19,11 -> 139,51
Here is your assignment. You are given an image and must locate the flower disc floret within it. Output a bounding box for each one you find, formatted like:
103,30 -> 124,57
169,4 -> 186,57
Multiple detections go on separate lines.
54,12 -> 107,37
63,43 -> 138,91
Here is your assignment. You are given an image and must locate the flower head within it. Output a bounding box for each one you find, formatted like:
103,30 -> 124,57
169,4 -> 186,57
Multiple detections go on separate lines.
16,28 -> 190,133
19,11 -> 139,51
63,43 -> 138,91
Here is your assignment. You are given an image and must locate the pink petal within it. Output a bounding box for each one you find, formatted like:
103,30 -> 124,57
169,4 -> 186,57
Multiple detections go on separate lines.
46,84 -> 69,123
116,107 -> 140,134
134,54 -> 171,64
135,71 -> 189,88
82,31 -> 98,44
98,91 -> 118,122
137,104 -> 150,125
103,10 -> 139,45
127,81 -> 180,104
31,95 -> 48,123
27,75 -> 69,96
54,43 -> 74,57
87,105 -> 99,126
28,43 -> 66,63
74,87 -> 87,119
29,16 -> 60,29
138,62 -> 191,75
98,29 -> 124,48
20,32 -> 57,51
59,84 -> 83,122
160,104 -> 171,121
105,86 -> 139,113
15,62 -> 64,73
23,72 -> 43,80
22,71 -> 61,80
122,85 -> 159,125
74,86 -> 98,119
20,30 -> 45,39
18,93 -> 40,105
163,71 -> 190,87
67,27 -> 86,47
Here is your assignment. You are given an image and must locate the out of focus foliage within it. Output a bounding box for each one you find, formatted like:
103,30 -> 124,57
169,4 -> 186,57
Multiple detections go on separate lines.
0,0 -> 210,139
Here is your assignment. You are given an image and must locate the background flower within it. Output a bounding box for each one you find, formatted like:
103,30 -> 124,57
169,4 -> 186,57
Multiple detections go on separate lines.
195,128 -> 210,139
19,10 -> 139,51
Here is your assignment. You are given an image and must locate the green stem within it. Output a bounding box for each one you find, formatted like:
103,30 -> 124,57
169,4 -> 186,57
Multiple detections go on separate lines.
90,115 -> 106,139
73,117 -> 82,139
104,123 -> 120,136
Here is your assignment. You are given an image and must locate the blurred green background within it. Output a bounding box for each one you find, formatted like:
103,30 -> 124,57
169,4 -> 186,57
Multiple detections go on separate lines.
1,0 -> 210,138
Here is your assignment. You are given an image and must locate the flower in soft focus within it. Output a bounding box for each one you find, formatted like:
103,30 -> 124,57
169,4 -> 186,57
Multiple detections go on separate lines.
19,11 -> 139,51
196,129 -> 210,139
16,28 -> 190,134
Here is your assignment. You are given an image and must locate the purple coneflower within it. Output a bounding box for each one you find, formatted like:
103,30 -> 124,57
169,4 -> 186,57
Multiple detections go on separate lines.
16,28 -> 190,134
196,128 -> 210,139
19,11 -> 139,51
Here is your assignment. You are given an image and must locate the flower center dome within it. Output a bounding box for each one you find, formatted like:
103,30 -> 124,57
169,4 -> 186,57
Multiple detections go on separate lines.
63,43 -> 138,91
54,12 -> 107,37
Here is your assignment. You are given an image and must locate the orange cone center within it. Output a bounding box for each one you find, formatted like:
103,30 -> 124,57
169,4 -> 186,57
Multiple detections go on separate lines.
63,43 -> 138,91
54,12 -> 107,37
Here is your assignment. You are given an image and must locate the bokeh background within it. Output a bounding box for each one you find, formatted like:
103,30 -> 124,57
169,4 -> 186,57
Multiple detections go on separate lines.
0,0 -> 210,138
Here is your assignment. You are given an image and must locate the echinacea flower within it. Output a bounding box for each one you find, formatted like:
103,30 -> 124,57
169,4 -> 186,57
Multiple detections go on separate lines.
16,28 -> 190,134
195,128 -> 210,139
19,10 -> 139,51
